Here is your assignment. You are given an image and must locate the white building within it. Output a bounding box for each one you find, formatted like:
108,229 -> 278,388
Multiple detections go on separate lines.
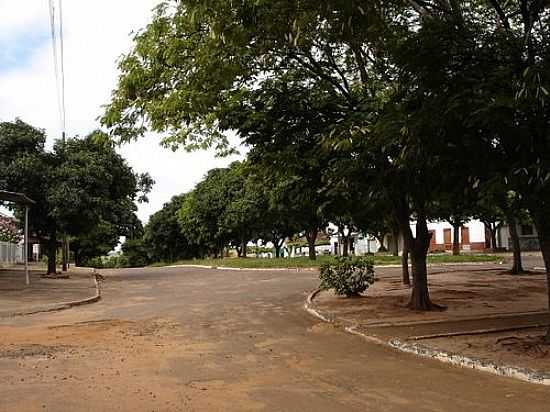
328,219 -> 540,256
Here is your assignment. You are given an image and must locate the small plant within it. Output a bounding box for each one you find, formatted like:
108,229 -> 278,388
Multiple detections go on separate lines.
319,257 -> 376,297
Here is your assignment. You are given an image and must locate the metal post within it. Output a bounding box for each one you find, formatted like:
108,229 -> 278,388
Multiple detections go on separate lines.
25,206 -> 29,286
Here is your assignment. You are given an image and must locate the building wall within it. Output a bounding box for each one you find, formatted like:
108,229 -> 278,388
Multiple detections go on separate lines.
323,218 -> 500,257
410,219 -> 487,251
0,241 -> 23,265
498,224 -> 539,251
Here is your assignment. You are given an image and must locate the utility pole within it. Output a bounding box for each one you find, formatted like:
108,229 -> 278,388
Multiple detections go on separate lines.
50,0 -> 69,273
61,130 -> 69,272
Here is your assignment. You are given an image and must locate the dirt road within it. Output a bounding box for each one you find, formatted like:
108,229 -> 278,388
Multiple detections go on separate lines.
0,266 -> 548,411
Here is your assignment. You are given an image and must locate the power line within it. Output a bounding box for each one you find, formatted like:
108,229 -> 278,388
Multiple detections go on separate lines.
47,0 -> 66,141
59,0 -> 66,141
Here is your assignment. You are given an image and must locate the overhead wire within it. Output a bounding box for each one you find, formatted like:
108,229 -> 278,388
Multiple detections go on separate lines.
47,0 -> 66,140
58,0 -> 66,140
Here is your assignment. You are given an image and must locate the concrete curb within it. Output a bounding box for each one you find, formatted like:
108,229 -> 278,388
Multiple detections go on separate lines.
389,339 -> 550,385
305,288 -> 550,386
162,261 -> 505,272
6,274 -> 102,318
166,264 -> 317,272
305,288 -> 333,323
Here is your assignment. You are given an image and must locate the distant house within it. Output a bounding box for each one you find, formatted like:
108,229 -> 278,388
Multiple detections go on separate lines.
423,220 -> 487,252
327,219 -> 540,256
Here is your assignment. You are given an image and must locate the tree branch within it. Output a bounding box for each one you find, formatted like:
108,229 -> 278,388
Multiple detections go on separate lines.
488,0 -> 511,29
291,52 -> 355,105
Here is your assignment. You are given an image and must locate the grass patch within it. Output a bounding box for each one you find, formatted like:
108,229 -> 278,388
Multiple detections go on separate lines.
152,253 -> 501,269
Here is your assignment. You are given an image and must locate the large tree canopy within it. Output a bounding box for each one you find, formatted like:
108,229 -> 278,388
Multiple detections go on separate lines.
103,0 -> 550,311
0,120 -> 153,274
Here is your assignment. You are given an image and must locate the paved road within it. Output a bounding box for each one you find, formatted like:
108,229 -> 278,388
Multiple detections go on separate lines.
0,266 -> 548,411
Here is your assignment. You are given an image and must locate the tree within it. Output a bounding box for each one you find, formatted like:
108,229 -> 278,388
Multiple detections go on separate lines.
177,163 -> 256,257
0,121 -> 153,274
144,194 -> 201,263
121,237 -> 150,267
101,0 -> 439,303
71,220 -> 121,266
102,0 -> 550,313
239,163 -> 299,259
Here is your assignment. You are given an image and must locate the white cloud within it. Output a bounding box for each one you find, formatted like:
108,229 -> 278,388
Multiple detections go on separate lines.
0,0 -> 243,223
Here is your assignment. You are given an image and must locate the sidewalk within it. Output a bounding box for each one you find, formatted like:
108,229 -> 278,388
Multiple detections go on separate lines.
0,267 -> 99,317
307,266 -> 550,384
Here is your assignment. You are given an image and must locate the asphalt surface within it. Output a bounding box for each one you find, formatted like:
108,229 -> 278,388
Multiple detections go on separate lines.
0,265 -> 549,411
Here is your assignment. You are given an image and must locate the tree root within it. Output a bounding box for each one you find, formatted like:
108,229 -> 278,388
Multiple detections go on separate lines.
406,299 -> 447,312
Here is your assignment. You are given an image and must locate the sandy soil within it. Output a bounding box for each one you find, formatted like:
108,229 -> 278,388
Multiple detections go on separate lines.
2,266 -> 550,411
0,318 -> 201,411
315,269 -> 548,325
313,267 -> 550,376
424,328 -> 550,372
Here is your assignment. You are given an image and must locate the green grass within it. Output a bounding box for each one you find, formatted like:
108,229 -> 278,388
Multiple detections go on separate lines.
152,253 -> 502,269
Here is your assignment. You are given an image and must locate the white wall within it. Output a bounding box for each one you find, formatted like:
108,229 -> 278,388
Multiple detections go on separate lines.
424,219 -> 486,245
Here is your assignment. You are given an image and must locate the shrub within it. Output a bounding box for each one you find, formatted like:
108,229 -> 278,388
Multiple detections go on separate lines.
319,257 -> 375,297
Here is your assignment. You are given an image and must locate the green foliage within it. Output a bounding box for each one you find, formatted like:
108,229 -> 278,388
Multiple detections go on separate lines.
82,255 -> 129,269
103,0 -> 550,306
144,194 -> 201,262
176,160 -> 297,258
121,238 -> 150,267
0,120 -> 153,271
319,257 -> 376,298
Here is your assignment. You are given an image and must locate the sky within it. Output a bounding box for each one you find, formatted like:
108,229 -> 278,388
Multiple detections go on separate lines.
0,0 -> 243,223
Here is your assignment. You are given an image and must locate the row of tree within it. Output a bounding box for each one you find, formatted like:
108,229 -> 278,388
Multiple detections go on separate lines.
103,1 -> 550,311
0,120 -> 153,274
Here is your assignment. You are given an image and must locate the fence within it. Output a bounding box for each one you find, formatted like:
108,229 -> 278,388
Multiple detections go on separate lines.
0,241 -> 23,265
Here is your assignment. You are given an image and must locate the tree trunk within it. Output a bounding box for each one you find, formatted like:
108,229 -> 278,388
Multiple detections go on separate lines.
397,206 -> 439,311
275,238 -> 286,258
27,242 -> 34,263
408,248 -> 432,310
532,215 -> 550,343
47,235 -> 57,275
489,224 -> 498,250
483,222 -> 498,251
507,215 -> 524,274
402,243 -> 410,286
541,237 -> 550,307
61,236 -> 68,272
241,238 -> 247,258
305,228 -> 318,261
391,228 -> 399,256
376,235 -> 387,252
74,249 -> 79,267
342,236 -> 349,257
452,222 -> 461,256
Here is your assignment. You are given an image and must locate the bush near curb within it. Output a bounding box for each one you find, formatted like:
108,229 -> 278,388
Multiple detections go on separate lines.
319,257 -> 376,297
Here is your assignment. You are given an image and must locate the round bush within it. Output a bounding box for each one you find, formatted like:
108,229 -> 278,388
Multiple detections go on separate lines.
319,257 -> 375,297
